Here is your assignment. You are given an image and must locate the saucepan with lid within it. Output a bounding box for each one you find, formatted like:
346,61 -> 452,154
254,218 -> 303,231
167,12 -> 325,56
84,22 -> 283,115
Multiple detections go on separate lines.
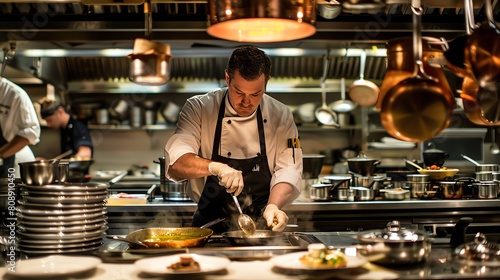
452,232 -> 500,274
356,220 -> 431,266
347,152 -> 380,176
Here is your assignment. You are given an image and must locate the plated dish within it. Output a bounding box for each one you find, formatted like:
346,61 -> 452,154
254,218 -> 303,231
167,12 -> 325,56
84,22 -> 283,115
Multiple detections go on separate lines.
5,255 -> 101,278
270,251 -> 367,271
134,253 -> 230,275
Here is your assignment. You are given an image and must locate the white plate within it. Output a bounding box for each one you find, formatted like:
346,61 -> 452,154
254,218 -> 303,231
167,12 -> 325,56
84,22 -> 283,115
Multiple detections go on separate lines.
270,251 -> 367,271
5,255 -> 101,278
134,253 -> 230,275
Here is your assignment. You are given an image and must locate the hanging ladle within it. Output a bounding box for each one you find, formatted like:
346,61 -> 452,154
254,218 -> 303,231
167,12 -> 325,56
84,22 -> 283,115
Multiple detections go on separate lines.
315,55 -> 340,128
232,195 -> 256,235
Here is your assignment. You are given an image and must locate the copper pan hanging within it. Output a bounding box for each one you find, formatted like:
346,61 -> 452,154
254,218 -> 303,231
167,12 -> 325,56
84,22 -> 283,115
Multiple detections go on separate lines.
380,4 -> 455,142
464,0 -> 500,90
377,36 -> 448,110
441,0 -> 475,78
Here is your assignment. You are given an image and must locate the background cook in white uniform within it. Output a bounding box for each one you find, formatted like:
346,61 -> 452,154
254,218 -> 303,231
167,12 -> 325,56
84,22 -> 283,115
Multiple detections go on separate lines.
0,78 -> 40,176
164,88 -> 303,208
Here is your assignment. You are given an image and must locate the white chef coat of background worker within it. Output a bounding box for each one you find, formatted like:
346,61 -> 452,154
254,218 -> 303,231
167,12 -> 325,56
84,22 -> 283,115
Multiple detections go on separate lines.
165,85 -> 303,231
0,78 -> 40,175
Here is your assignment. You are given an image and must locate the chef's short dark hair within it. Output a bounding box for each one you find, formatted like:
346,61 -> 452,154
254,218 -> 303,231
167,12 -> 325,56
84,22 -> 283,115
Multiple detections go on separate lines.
227,45 -> 271,82
40,99 -> 63,119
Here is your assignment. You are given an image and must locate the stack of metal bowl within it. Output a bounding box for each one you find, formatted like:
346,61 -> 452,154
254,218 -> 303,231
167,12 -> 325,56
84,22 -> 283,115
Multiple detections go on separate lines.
16,183 -> 108,256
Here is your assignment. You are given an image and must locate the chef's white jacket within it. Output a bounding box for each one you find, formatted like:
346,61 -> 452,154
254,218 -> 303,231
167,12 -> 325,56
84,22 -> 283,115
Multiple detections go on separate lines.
0,78 -> 40,146
165,88 -> 303,204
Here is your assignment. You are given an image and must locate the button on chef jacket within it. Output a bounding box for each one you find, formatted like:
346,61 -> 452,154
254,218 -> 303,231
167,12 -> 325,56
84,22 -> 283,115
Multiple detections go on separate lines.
165,87 -> 303,204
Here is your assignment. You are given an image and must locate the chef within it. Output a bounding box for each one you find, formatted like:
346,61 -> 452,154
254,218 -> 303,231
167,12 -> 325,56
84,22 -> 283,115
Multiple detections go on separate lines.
165,46 -> 303,233
0,77 -> 40,177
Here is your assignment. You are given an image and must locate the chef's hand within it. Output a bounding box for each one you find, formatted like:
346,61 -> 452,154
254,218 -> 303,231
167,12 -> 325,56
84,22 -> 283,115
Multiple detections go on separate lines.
208,162 -> 244,196
263,204 -> 288,232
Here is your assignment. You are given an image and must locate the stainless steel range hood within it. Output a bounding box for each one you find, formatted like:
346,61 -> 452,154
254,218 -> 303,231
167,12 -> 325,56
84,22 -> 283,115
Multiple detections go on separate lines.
0,0 -> 491,93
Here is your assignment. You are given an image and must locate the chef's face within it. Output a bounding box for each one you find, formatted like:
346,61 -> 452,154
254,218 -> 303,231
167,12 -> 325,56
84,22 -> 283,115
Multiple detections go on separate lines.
225,70 -> 266,117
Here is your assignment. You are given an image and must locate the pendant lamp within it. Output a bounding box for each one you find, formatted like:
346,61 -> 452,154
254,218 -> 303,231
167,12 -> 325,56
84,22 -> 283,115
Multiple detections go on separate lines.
207,0 -> 317,43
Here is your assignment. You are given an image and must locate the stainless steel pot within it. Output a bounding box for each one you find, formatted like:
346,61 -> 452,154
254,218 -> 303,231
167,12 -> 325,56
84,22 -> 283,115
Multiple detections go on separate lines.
309,183 -> 332,201
303,154 -> 325,179
347,152 -> 380,176
453,232 -> 500,274
310,176 -> 350,201
473,181 -> 499,199
351,186 -> 374,201
161,180 -> 191,201
475,164 -> 499,173
357,220 -> 431,266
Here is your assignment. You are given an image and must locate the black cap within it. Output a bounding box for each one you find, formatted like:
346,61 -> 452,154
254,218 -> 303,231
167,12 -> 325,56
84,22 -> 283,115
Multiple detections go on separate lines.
39,99 -> 61,119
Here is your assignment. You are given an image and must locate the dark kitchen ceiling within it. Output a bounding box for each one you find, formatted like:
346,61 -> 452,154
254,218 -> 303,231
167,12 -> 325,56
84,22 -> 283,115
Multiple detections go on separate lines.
0,0 -> 496,93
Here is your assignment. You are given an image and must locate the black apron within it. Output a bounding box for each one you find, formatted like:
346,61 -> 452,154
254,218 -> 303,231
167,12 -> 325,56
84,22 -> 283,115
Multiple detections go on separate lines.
0,126 -> 15,178
192,93 -> 272,234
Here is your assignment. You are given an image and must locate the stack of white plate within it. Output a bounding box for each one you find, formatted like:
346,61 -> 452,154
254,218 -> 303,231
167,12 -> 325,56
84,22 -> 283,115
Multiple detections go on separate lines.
16,182 -> 108,256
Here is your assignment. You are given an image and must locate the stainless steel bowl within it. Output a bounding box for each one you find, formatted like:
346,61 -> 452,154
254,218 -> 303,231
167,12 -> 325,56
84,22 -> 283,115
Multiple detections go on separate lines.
18,161 -> 57,186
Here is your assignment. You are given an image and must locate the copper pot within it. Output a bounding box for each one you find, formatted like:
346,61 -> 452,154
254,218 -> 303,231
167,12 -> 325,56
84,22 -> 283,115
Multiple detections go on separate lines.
380,9 -> 455,142
377,36 -> 449,110
461,76 -> 500,126
464,0 -> 500,89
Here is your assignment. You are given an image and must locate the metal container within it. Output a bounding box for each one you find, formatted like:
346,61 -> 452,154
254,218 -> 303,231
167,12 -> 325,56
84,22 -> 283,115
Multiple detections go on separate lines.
476,171 -> 493,181
302,154 -> 325,179
18,161 -> 58,186
453,233 -> 500,273
439,181 -> 463,199
407,174 -> 430,198
407,174 -> 430,182
347,153 -> 381,176
351,186 -> 375,201
309,183 -> 333,201
473,181 -> 499,199
380,189 -> 409,200
55,162 -> 69,183
161,180 -> 191,201
357,220 -> 431,266
95,108 -> 109,125
476,164 -> 500,173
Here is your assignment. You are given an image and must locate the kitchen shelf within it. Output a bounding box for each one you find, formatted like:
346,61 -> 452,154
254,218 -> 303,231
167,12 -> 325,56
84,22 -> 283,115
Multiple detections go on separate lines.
297,124 -> 362,132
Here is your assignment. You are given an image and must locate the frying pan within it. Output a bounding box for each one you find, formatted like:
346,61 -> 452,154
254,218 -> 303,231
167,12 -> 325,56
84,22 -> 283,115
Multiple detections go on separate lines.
124,227 -> 213,249
460,76 -> 499,126
349,50 -> 379,107
380,5 -> 455,142
116,218 -> 223,249
222,230 -> 284,246
442,0 -> 475,78
464,0 -> 500,89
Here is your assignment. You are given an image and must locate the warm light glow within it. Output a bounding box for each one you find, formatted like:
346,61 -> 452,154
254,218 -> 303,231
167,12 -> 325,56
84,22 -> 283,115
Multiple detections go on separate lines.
207,0 -> 316,43
207,18 -> 315,43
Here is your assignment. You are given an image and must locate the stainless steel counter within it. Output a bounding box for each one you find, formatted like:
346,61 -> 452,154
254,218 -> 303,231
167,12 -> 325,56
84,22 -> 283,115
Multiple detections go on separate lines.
105,198 -> 500,237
